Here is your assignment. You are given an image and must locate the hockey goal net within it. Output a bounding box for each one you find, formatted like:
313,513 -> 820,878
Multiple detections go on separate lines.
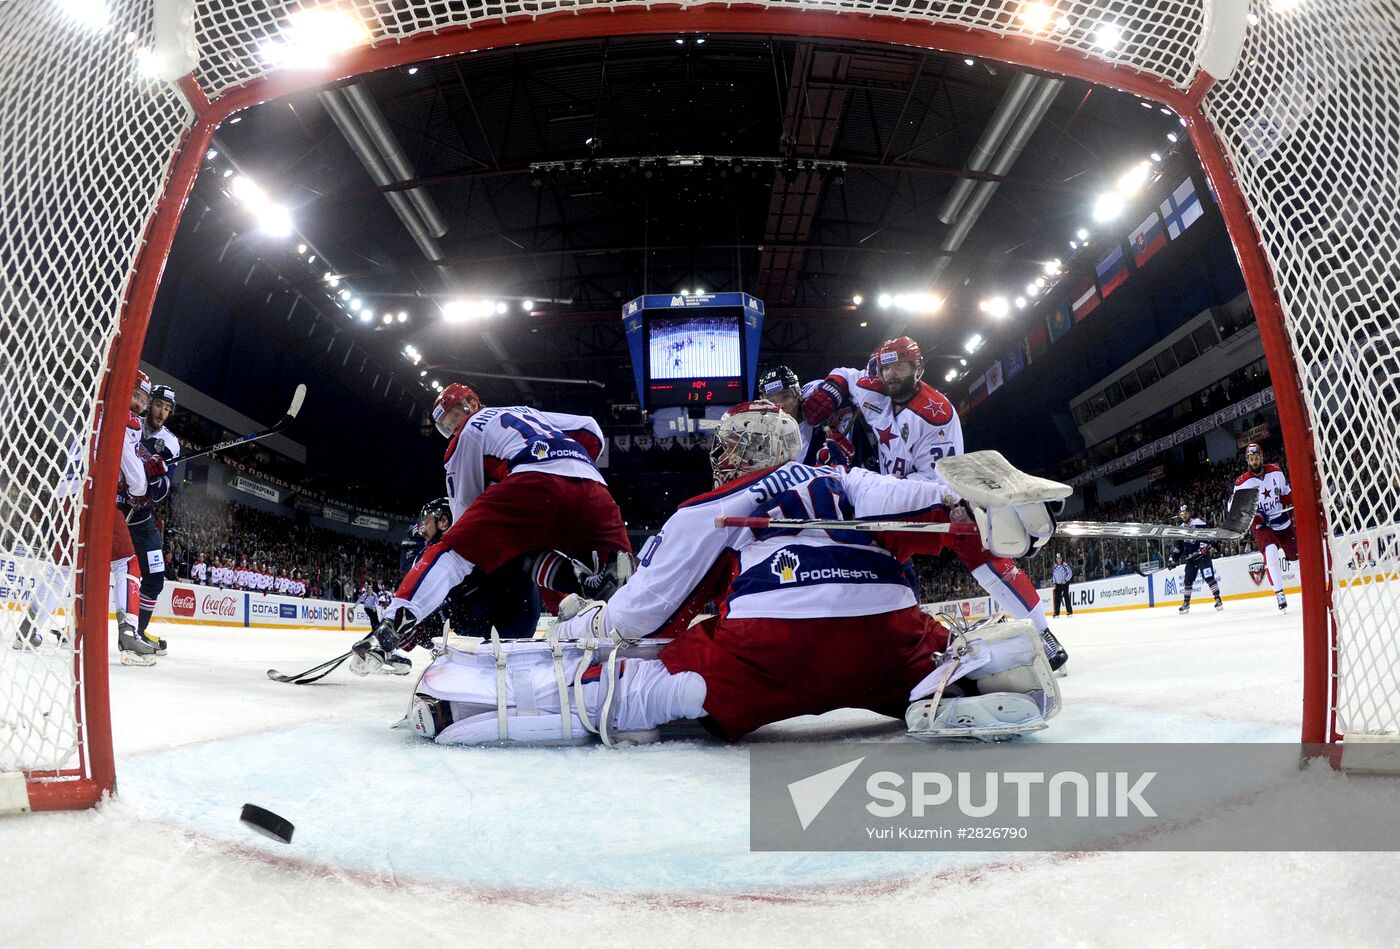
2,0 -> 1396,808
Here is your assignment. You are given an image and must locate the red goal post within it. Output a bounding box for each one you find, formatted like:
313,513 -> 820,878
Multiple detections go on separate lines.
3,0 -> 1393,809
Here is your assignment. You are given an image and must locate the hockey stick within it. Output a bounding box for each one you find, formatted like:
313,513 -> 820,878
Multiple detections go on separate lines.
1134,562 -> 1167,577
181,384 -> 307,463
267,649 -> 353,685
715,489 -> 1260,543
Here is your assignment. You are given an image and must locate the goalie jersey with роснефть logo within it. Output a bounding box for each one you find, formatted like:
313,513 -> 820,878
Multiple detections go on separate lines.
604,462 -> 956,638
443,406 -> 607,520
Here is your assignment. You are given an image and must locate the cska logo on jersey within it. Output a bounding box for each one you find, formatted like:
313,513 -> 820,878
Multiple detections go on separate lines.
772,549 -> 801,584
876,425 -> 898,446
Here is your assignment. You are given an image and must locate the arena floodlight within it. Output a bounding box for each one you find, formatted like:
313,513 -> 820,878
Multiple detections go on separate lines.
1020,2 -> 1052,30
1093,191 -> 1125,222
1094,23 -> 1123,50
258,7 -> 372,69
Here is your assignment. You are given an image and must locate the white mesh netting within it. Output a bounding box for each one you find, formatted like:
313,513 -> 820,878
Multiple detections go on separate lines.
4,0 -> 1397,796
1,2 -> 190,784
1201,0 -> 1400,739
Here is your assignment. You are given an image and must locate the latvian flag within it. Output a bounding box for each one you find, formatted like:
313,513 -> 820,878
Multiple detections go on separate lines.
1095,243 -> 1128,298
1129,209 -> 1167,267
1070,278 -> 1100,322
1161,176 -> 1204,239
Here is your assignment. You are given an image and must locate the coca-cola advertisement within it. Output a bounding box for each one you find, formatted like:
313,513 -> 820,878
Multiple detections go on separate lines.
202,594 -> 239,617
170,587 -> 196,618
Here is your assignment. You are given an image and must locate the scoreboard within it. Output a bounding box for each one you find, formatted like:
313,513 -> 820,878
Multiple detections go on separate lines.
622,292 -> 764,410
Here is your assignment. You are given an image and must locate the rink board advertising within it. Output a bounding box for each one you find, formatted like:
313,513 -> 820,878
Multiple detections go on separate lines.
623,292 -> 764,409
751,743 -> 1400,852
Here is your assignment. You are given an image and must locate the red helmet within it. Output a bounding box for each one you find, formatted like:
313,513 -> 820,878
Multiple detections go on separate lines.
869,336 -> 924,378
432,383 -> 481,437
134,369 -> 152,395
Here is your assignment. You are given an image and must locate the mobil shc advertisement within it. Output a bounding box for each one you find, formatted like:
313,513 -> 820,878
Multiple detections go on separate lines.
1033,551 -> 1304,615
153,582 -> 373,632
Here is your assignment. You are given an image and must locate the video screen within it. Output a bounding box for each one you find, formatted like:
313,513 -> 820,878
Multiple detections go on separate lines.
647,312 -> 742,380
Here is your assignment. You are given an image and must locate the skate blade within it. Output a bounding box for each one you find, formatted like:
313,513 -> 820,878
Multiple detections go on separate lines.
119,651 -> 157,667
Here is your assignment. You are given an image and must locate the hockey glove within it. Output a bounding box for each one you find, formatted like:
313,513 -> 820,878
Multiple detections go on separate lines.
802,379 -> 845,427
373,607 -> 417,653
552,601 -> 609,641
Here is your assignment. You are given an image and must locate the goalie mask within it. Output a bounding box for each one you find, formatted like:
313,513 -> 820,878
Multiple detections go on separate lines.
432,383 -> 482,437
709,400 -> 803,486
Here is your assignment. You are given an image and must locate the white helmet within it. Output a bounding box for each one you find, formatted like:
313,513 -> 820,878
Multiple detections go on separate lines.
709,400 -> 803,486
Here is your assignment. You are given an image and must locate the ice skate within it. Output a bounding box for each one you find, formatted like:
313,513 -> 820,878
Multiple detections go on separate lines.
1178,600 -> 1191,614
1040,627 -> 1069,676
1276,592 -> 1288,612
1214,598 -> 1224,611
349,643 -> 411,676
118,621 -> 157,667
12,616 -> 42,650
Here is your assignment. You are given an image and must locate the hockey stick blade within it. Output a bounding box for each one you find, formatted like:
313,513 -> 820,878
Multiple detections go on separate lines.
182,384 -> 308,463
267,649 -> 352,685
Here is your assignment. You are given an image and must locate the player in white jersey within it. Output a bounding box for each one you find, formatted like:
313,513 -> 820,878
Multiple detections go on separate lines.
15,371 -> 164,661
1232,442 -> 1296,611
402,401 -> 1062,745
351,383 -> 632,675
804,336 -> 1068,672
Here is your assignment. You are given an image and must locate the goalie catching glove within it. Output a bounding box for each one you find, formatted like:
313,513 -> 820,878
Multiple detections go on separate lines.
935,450 -> 1073,559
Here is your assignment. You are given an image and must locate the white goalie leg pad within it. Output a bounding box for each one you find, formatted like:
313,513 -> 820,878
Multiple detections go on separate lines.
408,637 -> 679,746
906,620 -> 1061,741
937,450 -> 1073,558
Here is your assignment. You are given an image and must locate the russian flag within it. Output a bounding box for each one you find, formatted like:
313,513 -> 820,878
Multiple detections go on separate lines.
1095,243 -> 1128,298
1129,210 -> 1167,267
1160,176 -> 1203,239
969,371 -> 988,407
1070,278 -> 1100,322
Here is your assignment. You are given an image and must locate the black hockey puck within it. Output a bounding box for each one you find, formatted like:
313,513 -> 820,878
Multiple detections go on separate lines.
240,803 -> 294,845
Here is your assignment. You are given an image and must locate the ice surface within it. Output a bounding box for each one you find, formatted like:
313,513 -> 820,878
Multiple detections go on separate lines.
6,598 -> 1400,947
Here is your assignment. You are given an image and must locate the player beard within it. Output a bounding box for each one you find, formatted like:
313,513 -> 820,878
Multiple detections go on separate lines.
885,375 -> 917,404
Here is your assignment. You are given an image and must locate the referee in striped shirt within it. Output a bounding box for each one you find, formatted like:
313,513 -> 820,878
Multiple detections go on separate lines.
1051,552 -> 1073,618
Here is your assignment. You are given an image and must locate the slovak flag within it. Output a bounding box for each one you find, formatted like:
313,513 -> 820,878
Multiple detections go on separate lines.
1160,176 -> 1203,239
1129,210 -> 1167,267
1070,278 -> 1100,322
1095,243 -> 1128,298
